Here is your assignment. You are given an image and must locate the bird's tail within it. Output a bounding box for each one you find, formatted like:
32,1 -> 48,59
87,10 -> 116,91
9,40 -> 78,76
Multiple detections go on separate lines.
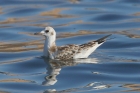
95,34 -> 112,44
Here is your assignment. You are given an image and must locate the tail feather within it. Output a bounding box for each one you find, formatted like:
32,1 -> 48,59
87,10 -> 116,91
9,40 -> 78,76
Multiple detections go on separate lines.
95,34 -> 112,44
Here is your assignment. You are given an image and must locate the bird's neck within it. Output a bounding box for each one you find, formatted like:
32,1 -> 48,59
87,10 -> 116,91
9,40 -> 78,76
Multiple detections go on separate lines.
43,36 -> 57,57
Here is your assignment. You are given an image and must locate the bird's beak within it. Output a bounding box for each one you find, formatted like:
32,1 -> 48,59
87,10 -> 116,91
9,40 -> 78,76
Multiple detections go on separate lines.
34,30 -> 45,35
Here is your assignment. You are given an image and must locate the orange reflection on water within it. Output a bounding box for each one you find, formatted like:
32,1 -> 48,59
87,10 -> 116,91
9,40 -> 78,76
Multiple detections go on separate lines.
40,8 -> 75,18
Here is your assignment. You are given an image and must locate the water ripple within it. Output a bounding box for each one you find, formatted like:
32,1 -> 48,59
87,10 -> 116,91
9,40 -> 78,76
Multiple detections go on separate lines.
0,0 -> 140,93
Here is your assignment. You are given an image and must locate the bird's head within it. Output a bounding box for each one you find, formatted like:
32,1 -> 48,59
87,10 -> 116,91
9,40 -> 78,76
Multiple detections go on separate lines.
34,26 -> 56,38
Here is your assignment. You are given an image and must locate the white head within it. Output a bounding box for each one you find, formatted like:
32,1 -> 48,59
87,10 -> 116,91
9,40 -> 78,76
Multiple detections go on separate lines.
38,27 -> 57,57
40,26 -> 56,38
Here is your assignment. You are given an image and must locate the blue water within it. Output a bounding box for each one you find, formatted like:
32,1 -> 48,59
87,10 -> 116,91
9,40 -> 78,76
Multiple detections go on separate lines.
0,0 -> 140,93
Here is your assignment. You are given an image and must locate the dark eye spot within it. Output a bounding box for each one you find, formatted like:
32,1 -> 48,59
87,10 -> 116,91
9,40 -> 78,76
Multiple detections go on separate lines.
45,30 -> 49,33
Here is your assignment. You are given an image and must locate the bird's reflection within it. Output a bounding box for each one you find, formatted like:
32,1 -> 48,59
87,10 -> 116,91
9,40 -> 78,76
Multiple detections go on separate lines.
42,57 -> 111,93
42,57 -> 99,86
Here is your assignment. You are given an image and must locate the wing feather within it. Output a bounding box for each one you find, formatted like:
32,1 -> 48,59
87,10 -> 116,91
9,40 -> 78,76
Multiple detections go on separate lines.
56,44 -> 79,59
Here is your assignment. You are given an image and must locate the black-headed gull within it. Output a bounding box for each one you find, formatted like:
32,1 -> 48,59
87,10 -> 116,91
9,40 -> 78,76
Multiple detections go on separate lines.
35,26 -> 111,60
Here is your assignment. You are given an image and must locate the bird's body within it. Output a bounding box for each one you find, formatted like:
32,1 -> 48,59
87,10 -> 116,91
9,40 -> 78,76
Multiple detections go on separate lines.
35,26 -> 111,60
55,42 -> 102,59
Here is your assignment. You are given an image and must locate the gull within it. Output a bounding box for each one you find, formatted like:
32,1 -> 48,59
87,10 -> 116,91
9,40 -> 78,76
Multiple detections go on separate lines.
34,26 -> 111,60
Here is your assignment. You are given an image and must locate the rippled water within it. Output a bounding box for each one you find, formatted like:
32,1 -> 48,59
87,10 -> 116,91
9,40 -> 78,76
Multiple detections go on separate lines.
0,0 -> 140,93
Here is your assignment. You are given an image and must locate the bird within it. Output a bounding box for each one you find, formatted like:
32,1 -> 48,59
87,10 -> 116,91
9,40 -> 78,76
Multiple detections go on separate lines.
34,26 -> 111,60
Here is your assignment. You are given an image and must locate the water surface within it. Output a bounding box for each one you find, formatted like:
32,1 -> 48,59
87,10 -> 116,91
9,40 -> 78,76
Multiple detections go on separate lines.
0,0 -> 140,93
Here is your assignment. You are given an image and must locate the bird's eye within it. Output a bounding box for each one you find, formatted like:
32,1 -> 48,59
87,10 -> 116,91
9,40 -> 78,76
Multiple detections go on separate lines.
45,30 -> 49,33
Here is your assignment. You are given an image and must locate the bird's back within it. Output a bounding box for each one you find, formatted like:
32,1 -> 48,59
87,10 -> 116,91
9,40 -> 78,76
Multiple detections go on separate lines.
54,34 -> 111,60
55,41 -> 101,60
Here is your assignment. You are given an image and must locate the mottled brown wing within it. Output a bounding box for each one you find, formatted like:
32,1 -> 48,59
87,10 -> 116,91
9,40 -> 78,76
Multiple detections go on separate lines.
56,44 -> 79,60
79,41 -> 96,49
